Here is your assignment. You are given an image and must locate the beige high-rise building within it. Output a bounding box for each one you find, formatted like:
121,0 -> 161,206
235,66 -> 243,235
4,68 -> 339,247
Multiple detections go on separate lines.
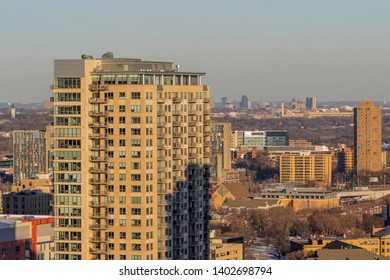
354,101 -> 382,175
280,153 -> 332,184
52,53 -> 211,260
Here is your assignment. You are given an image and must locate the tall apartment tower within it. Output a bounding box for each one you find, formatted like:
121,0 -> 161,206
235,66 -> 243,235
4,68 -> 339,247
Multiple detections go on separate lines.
354,101 -> 382,175
52,53 -> 211,260
13,130 -> 49,185
210,122 -> 232,182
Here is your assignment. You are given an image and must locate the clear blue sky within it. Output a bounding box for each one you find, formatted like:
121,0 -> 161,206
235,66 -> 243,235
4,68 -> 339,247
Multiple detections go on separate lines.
1,0 -> 390,103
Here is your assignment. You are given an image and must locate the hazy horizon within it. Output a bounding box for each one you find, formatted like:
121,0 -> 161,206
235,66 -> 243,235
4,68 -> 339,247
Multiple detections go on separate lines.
1,0 -> 390,103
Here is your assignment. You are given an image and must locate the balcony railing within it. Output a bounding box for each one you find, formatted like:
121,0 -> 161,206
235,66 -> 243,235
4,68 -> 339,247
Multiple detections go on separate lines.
88,111 -> 108,117
88,97 -> 108,104
89,84 -> 109,92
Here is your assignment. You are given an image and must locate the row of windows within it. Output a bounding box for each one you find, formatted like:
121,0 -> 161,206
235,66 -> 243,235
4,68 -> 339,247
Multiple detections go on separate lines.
92,74 -> 201,86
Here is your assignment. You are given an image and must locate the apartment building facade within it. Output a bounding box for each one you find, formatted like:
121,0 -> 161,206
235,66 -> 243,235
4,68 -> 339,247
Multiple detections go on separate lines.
354,101 -> 383,175
279,153 -> 332,184
52,53 -> 211,260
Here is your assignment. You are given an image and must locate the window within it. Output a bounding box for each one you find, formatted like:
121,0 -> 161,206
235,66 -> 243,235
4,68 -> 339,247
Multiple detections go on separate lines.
132,185 -> 141,192
132,219 -> 141,226
119,128 -> 126,135
119,185 -> 126,192
132,117 -> 141,124
119,105 -> 126,112
119,116 -> 126,123
107,232 -> 114,239
120,208 -> 126,215
119,162 -> 126,169
131,151 -> 141,158
105,92 -> 114,99
108,151 -> 114,158
120,255 -> 126,260
119,174 -> 126,181
131,128 -> 141,135
131,105 -> 141,113
108,208 -> 114,214
119,151 -> 126,158
108,219 -> 114,226
132,244 -> 141,251
119,219 -> 126,226
120,244 -> 127,251
132,208 -> 141,215
107,139 -> 114,147
131,139 -> 141,147
120,232 -> 126,239
119,92 -> 126,99
132,92 -> 141,99
131,197 -> 141,204
119,196 -> 126,204
131,174 -> 141,181
107,185 -> 114,192
131,162 -> 141,170
132,232 -> 141,239
107,128 -> 114,135
119,139 -> 126,146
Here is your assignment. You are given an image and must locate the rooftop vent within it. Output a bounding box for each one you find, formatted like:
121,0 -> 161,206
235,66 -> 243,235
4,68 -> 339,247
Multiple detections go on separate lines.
81,54 -> 93,59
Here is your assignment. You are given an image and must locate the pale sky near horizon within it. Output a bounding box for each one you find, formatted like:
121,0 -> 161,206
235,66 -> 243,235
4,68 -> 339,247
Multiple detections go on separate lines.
1,0 -> 390,103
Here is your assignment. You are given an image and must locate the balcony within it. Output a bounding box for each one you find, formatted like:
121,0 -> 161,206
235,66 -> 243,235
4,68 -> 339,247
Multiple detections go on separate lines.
88,133 -> 107,140
173,142 -> 183,148
188,120 -> 197,126
157,121 -> 166,127
89,156 -> 107,162
188,131 -> 197,136
172,97 -> 183,103
89,201 -> 108,208
203,108 -> 210,114
89,84 -> 109,92
89,179 -> 107,185
88,122 -> 107,128
89,189 -> 108,196
89,223 -> 108,230
157,98 -> 166,103
203,130 -> 211,135
203,119 -> 211,125
158,144 -> 167,150
203,97 -> 210,103
188,97 -> 196,103
173,165 -> 186,171
204,141 -> 212,146
89,247 -> 108,255
172,109 -> 183,115
158,178 -> 170,184
89,145 -> 107,151
89,213 -> 108,219
173,132 -> 184,138
90,237 -> 108,243
88,97 -> 108,104
188,109 -> 197,115
173,176 -> 186,182
157,109 -> 166,115
172,121 -> 182,126
157,133 -> 167,138
173,154 -> 185,160
88,111 -> 108,117
203,152 -> 213,157
188,152 -> 198,159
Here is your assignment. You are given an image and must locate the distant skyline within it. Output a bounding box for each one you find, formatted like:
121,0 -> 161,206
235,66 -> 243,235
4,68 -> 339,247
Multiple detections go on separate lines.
1,0 -> 390,102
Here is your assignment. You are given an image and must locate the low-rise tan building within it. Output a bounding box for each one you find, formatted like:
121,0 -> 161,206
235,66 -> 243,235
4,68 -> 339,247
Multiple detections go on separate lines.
280,153 -> 332,184
260,188 -> 340,211
210,235 -> 244,260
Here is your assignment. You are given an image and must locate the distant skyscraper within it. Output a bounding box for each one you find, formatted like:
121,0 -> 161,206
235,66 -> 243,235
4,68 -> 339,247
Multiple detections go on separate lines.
10,104 -> 16,119
354,101 -> 382,175
52,53 -> 211,260
306,97 -> 317,110
240,95 -> 249,109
